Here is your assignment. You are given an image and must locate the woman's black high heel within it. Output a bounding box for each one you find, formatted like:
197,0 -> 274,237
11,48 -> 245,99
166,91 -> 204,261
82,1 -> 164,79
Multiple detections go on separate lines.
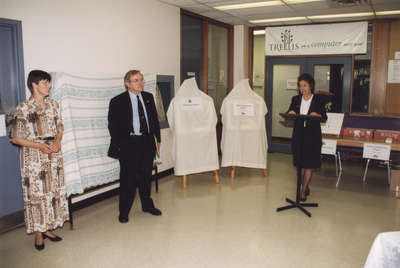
43,233 -> 62,242
305,188 -> 310,196
34,241 -> 45,251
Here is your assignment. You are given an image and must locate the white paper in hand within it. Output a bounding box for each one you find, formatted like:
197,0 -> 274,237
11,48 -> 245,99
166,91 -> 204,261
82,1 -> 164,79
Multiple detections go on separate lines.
153,151 -> 162,165
0,115 -> 6,137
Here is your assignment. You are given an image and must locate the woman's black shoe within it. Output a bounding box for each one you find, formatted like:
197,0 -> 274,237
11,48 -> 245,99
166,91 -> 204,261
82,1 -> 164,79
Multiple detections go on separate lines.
43,233 -> 62,242
305,188 -> 310,196
300,195 -> 307,202
34,242 -> 45,251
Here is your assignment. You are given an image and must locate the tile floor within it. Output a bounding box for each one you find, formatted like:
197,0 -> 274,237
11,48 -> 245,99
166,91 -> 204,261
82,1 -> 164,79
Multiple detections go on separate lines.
1,153 -> 399,268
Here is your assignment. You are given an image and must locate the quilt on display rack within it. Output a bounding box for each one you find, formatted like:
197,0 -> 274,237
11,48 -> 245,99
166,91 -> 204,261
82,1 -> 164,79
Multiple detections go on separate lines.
50,72 -> 157,195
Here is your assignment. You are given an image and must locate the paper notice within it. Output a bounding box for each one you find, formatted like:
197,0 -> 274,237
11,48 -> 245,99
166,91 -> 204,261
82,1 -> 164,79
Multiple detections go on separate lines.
181,97 -> 202,111
233,103 -> 255,117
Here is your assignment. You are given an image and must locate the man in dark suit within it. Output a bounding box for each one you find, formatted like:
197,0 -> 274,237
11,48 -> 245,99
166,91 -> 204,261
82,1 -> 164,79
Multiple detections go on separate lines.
108,70 -> 162,223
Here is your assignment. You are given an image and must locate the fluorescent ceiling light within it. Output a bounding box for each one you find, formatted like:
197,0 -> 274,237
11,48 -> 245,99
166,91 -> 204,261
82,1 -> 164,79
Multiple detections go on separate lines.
308,12 -> 374,19
214,1 -> 283,10
254,30 -> 266,35
214,0 -> 321,10
376,10 -> 400,16
250,16 -> 307,23
284,0 -> 321,3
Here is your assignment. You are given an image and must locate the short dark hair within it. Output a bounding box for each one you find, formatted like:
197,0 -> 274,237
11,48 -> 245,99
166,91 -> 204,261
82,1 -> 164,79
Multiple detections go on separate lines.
27,70 -> 51,94
124,70 -> 141,90
297,73 -> 315,94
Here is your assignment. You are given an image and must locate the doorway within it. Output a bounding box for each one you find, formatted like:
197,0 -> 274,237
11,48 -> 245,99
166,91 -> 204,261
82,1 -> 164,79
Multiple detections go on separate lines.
0,18 -> 26,230
266,56 -> 352,153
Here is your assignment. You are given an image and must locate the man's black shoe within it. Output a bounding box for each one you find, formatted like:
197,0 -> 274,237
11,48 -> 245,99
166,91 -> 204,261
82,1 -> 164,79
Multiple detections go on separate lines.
118,216 -> 129,223
143,208 -> 162,216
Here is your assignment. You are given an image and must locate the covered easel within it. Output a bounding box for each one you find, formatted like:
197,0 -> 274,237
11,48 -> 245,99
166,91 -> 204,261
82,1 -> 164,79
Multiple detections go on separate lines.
221,79 -> 269,179
167,78 -> 220,188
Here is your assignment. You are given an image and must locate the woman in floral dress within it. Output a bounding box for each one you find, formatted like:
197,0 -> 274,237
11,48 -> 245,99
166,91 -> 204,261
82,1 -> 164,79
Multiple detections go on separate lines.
11,70 -> 69,251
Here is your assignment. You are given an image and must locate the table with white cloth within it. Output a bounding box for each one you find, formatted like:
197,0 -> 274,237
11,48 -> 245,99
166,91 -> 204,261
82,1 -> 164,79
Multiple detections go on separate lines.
220,79 -> 268,178
166,78 -> 219,187
364,231 -> 400,268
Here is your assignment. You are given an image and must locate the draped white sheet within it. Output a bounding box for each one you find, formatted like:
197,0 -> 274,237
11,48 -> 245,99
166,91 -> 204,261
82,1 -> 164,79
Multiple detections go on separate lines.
220,79 -> 268,169
364,232 -> 400,268
50,72 -> 156,195
166,78 -> 219,176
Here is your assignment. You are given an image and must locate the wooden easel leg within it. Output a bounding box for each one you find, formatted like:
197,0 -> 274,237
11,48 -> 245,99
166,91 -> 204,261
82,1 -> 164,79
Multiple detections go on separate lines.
183,175 -> 187,188
213,170 -> 220,184
231,166 -> 236,180
263,169 -> 268,177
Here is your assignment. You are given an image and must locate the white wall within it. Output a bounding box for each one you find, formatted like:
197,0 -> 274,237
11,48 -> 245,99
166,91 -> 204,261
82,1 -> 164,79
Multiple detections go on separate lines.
1,0 -> 180,94
1,0 -> 180,172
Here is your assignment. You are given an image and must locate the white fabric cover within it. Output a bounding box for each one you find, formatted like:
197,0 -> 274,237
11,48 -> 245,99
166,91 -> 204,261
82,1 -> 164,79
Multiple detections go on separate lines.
364,232 -> 400,268
167,78 -> 219,176
220,79 -> 268,169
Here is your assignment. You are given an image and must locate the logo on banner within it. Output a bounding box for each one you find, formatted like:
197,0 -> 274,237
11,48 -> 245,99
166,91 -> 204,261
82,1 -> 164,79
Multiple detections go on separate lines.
269,29 -> 300,52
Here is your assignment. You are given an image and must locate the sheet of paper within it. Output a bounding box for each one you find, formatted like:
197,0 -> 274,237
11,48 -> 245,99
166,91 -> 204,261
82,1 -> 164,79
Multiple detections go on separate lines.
153,151 -> 162,165
181,97 -> 202,111
0,115 -> 6,137
233,103 -> 255,117
286,79 -> 297,90
321,113 -> 344,135
363,143 -> 391,161
321,139 -> 337,155
388,60 -> 400,83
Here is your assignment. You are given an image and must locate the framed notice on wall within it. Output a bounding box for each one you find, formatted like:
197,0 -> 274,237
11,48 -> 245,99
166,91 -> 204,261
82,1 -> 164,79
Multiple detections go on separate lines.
388,60 -> 400,83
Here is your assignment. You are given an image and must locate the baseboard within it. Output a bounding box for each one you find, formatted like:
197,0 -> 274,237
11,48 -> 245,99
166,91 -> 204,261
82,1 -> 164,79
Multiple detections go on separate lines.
0,210 -> 25,234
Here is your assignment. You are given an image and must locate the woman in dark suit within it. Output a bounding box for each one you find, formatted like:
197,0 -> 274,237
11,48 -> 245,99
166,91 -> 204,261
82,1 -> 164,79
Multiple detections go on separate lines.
287,73 -> 327,201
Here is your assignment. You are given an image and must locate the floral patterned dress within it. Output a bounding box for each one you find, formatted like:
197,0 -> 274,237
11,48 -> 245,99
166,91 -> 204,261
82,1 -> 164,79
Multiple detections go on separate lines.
11,97 -> 69,234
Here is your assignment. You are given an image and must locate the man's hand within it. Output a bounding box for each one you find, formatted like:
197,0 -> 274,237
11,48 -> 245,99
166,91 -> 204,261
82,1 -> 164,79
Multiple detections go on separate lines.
288,110 -> 296,115
156,142 -> 161,155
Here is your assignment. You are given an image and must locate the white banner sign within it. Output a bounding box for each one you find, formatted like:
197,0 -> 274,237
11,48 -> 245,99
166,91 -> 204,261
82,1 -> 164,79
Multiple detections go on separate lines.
321,139 -> 337,155
181,97 -> 202,111
363,143 -> 391,161
233,103 -> 255,117
265,22 -> 368,56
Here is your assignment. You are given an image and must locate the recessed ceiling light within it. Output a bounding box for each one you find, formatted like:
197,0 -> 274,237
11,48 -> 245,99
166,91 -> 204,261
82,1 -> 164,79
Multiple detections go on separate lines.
214,1 -> 283,11
376,10 -> 400,16
308,12 -> 374,19
214,0 -> 322,10
250,16 -> 307,23
284,0 -> 321,3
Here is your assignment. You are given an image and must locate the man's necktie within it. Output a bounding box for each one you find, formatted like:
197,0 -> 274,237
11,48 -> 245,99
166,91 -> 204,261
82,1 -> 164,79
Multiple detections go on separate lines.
137,95 -> 149,134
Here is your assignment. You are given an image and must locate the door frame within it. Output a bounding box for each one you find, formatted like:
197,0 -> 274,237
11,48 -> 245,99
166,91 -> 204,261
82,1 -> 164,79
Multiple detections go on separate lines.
266,56 -> 352,153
